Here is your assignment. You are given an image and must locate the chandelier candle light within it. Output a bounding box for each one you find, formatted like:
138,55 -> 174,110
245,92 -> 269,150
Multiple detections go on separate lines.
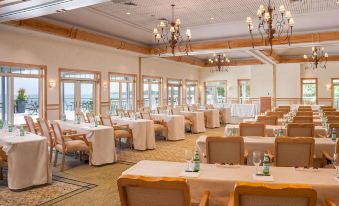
208,54 -> 231,72
153,4 -> 192,56
246,0 -> 294,53
303,46 -> 329,70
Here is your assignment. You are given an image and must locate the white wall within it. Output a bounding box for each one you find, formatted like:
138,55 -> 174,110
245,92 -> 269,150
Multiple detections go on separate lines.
0,26 -> 200,119
250,64 -> 273,98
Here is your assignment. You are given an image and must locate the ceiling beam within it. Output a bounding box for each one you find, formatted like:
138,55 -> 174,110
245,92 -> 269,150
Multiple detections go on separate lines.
162,56 -> 206,67
260,50 -> 281,64
4,19 -> 151,55
279,55 -> 339,63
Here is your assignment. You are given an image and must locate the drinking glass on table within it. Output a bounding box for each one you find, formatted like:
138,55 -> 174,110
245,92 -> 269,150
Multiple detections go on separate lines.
273,129 -> 278,137
253,151 -> 262,174
184,149 -> 193,171
333,153 -> 339,177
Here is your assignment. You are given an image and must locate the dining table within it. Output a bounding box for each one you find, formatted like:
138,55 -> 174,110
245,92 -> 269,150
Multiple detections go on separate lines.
0,129 -> 52,190
179,111 -> 206,133
197,109 -> 220,129
56,120 -> 117,166
122,160 -> 339,206
111,116 -> 155,150
152,114 -> 185,141
217,107 -> 231,124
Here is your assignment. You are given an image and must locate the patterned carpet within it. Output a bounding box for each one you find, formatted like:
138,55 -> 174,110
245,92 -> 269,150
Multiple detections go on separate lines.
0,127 -> 225,205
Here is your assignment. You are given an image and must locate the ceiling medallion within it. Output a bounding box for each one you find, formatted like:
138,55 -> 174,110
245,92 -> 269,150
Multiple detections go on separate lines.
152,4 -> 192,56
246,0 -> 294,53
208,54 -> 231,73
303,46 -> 329,70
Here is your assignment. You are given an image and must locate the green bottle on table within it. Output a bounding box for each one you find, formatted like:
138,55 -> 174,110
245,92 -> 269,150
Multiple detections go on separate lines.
19,126 -> 25,136
0,120 -> 3,129
332,128 -> 337,142
193,149 -> 201,172
263,153 -> 270,176
8,122 -> 13,132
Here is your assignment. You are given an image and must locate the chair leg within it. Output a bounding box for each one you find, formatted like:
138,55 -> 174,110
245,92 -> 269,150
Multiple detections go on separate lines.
61,152 -> 66,172
49,142 -> 53,163
53,150 -> 58,167
0,167 -> 3,180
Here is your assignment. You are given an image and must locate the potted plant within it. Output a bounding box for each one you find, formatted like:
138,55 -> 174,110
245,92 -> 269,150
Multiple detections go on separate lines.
16,88 -> 28,113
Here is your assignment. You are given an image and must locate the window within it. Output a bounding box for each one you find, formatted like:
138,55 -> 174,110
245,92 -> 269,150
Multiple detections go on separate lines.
301,78 -> 317,104
332,79 -> 339,109
109,73 -> 136,112
143,76 -> 162,109
186,80 -> 198,105
205,81 -> 227,105
0,64 -> 46,125
60,69 -> 100,120
238,79 -> 250,104
167,79 -> 182,106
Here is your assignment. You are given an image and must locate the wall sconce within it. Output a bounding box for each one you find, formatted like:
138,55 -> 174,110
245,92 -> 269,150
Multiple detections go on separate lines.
49,80 -> 56,89
326,84 -> 331,90
103,81 -> 108,89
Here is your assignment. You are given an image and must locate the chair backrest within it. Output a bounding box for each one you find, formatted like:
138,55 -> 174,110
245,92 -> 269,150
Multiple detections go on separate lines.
298,108 -> 312,112
188,104 -> 198,112
24,115 -> 36,133
239,123 -> 265,137
206,136 -> 244,165
327,116 -> 339,123
76,112 -> 87,123
277,106 -> 290,110
171,106 -> 182,115
287,123 -> 315,137
37,118 -> 51,139
296,111 -> 313,116
293,116 -> 313,123
266,111 -> 284,118
126,110 -> 135,118
86,112 -> 95,123
100,116 -> 113,127
50,121 -> 65,146
206,104 -> 215,109
324,111 -> 339,116
139,107 -> 151,113
299,106 -> 312,110
322,108 -> 336,112
275,137 -> 315,167
320,106 -> 333,109
257,116 -> 278,125
275,108 -> 289,114
232,182 -> 317,206
157,106 -> 167,114
118,175 -> 191,206
140,112 -> 152,120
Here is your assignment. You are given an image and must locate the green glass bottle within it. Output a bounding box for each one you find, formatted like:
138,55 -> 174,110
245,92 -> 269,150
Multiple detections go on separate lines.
0,120 -> 3,129
262,153 -> 270,176
332,128 -> 337,142
193,149 -> 201,172
19,126 -> 25,136
8,122 -> 13,132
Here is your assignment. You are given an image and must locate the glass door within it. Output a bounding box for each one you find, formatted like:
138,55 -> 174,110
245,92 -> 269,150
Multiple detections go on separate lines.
109,73 -> 136,112
186,80 -> 197,105
332,79 -> 339,109
80,82 -> 95,113
143,77 -> 161,109
62,81 -> 76,120
0,76 -> 10,123
205,81 -> 227,105
167,79 -> 182,106
238,79 -> 250,104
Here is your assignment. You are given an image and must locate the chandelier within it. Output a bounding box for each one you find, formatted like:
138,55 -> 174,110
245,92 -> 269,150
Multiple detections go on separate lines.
208,54 -> 231,72
303,46 -> 329,70
246,0 -> 295,53
152,4 -> 192,56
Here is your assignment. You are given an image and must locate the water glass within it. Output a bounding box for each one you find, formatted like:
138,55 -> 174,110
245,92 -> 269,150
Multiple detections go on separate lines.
333,153 -> 339,177
184,149 -> 193,171
253,151 -> 262,174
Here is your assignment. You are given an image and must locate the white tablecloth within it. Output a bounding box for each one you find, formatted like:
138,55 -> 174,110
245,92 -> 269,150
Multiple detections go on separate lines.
180,111 -> 206,133
198,109 -> 220,128
111,117 -> 155,150
152,114 -> 185,141
0,130 -> 52,190
122,160 -> 339,206
196,135 -> 335,164
57,121 -> 116,166
225,124 -> 327,137
218,108 -> 231,124
224,103 -> 259,117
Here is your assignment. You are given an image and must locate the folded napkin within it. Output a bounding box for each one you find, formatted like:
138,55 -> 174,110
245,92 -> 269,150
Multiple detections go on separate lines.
252,174 -> 274,182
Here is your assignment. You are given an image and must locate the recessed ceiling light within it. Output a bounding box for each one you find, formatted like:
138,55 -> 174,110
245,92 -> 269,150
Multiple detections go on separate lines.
126,12 -> 131,15
210,17 -> 214,20
337,0 -> 339,4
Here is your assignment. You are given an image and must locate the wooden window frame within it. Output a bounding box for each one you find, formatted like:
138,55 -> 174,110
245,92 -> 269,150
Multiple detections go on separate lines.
204,80 -> 227,105
300,78 -> 318,104
142,75 -> 163,108
237,79 -> 251,104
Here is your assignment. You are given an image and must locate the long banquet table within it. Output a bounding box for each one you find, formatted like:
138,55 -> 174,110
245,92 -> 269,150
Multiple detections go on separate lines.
196,135 -> 336,164
180,111 -> 206,133
225,124 -> 327,137
152,114 -> 185,140
0,130 -> 52,190
122,160 -> 339,206
57,121 -> 117,166
111,116 -> 155,150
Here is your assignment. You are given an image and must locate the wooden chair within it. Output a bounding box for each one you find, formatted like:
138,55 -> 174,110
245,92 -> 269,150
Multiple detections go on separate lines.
100,116 -> 133,149
326,116 -> 339,123
239,123 -> 265,137
125,110 -> 135,118
76,112 -> 88,123
206,136 -> 246,165
326,198 -> 337,206
140,112 -> 168,139
257,116 -> 278,125
273,137 -> 315,167
293,116 -> 313,123
157,106 -> 168,114
118,175 -> 209,206
299,106 -> 312,110
86,112 -> 95,123
298,108 -> 312,112
275,108 -> 289,114
116,108 -> 126,117
228,182 -> 317,206
322,108 -> 336,112
139,107 -> 151,113
320,106 -> 334,109
277,106 -> 290,110
322,137 -> 339,166
324,111 -> 339,116
266,111 -> 284,118
37,118 -> 55,162
24,115 -> 39,134
206,104 -> 215,109
51,121 -> 92,172
296,111 -> 313,116
0,146 -> 7,181
287,123 -> 315,138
